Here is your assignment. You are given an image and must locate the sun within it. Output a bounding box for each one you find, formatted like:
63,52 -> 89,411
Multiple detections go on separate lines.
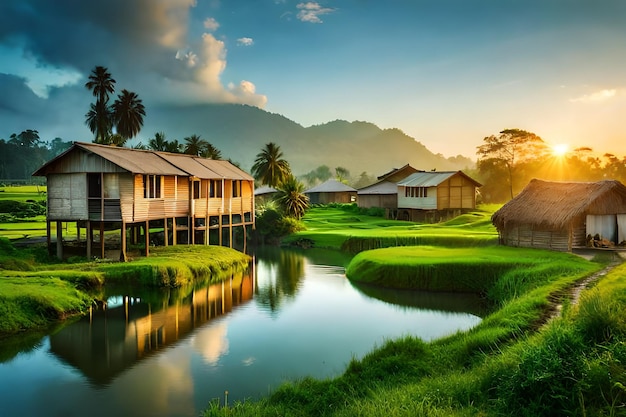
552,143 -> 569,157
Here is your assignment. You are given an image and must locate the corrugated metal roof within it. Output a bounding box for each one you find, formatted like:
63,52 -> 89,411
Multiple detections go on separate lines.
34,142 -> 254,181
76,143 -> 188,176
254,185 -> 278,195
397,171 -> 457,187
357,180 -> 398,195
305,179 -> 357,193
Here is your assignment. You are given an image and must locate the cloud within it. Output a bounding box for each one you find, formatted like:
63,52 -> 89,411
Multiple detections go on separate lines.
0,0 -> 266,109
570,89 -> 618,103
296,2 -> 336,23
203,17 -> 220,32
237,37 -> 254,46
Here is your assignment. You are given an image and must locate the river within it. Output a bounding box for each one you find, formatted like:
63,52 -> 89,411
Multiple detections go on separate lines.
0,247 -> 485,417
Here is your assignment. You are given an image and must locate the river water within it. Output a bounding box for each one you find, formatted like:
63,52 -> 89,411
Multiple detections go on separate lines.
0,247 -> 484,417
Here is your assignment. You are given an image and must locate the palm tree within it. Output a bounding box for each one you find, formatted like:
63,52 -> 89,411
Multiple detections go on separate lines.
202,142 -> 222,159
275,175 -> 309,219
183,134 -> 208,156
251,142 -> 291,187
85,100 -> 113,144
148,132 -> 168,151
165,139 -> 182,153
85,66 -> 116,143
112,89 -> 145,141
85,66 -> 116,105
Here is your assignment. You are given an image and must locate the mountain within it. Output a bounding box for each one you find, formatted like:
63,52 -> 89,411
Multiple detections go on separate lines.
145,103 -> 474,177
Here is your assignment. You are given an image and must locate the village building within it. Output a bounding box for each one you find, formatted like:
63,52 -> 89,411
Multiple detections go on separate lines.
304,179 -> 357,204
491,179 -> 626,252
357,164 -> 420,213
253,185 -> 278,206
396,171 -> 481,222
33,142 -> 255,260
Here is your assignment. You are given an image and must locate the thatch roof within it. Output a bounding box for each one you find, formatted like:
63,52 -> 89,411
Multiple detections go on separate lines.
304,179 -> 357,194
491,179 -> 626,230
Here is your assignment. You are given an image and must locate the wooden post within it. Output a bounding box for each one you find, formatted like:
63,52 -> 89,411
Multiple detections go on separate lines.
120,222 -> 127,262
56,221 -> 63,260
144,220 -> 150,257
164,217 -> 169,247
46,220 -> 52,256
76,221 -> 81,242
86,221 -> 92,259
173,218 -> 178,245
97,222 -> 104,259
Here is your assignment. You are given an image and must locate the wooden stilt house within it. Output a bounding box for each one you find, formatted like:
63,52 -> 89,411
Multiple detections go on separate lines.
33,142 -> 255,260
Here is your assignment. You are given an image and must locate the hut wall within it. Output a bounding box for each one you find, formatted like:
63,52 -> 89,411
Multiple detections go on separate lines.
436,176 -> 476,210
500,225 -> 574,251
47,173 -> 88,220
398,186 -> 437,210
358,194 -> 397,209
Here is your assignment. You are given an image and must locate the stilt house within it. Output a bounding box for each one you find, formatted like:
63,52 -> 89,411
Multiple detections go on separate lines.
491,179 -> 626,251
33,142 -> 255,260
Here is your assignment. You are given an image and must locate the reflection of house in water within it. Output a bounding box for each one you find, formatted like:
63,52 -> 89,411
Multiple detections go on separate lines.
49,270 -> 254,386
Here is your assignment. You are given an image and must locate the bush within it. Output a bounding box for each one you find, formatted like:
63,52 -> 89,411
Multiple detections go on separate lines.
255,208 -> 305,244
0,199 -> 46,219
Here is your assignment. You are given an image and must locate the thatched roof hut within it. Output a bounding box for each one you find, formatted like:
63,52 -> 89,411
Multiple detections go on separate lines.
492,179 -> 626,251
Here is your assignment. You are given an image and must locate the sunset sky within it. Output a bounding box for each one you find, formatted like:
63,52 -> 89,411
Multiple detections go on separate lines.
1,0 -> 625,158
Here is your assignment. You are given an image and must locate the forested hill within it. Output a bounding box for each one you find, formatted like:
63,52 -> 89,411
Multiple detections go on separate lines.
146,104 -> 474,176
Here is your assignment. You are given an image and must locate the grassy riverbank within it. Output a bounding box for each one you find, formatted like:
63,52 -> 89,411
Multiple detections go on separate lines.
201,205 -> 626,416
282,204 -> 499,252
0,240 -> 250,335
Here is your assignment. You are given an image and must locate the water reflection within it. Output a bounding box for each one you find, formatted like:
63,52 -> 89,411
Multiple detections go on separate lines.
48,269 -> 254,386
350,281 -> 489,317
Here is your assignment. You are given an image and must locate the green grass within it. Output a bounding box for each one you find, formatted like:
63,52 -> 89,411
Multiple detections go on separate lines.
283,204 -> 499,252
0,185 -> 47,202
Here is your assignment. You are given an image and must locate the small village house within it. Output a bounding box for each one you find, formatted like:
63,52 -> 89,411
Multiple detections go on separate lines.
33,142 -> 255,260
396,170 -> 481,222
304,179 -> 357,204
357,164 -> 420,213
491,179 -> 626,251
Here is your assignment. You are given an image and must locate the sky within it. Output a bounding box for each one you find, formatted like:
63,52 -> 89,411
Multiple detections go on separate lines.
1,0 -> 626,159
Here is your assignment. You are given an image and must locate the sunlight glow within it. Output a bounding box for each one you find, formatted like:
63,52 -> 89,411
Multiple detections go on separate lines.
552,143 -> 569,157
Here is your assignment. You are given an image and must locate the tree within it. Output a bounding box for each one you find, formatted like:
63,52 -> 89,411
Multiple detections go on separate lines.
275,175 -> 309,219
85,66 -> 116,143
335,166 -> 351,183
112,89 -> 145,141
251,142 -> 291,187
183,134 -> 208,156
476,129 -> 547,200
202,142 -> 222,159
148,132 -> 169,151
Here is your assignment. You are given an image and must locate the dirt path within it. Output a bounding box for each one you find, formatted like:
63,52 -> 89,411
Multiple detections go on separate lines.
547,251 -> 625,324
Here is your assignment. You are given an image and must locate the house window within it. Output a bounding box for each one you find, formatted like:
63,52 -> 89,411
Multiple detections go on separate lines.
210,180 -> 222,198
232,180 -> 241,197
144,175 -> 162,198
193,181 -> 201,199
405,186 -> 428,198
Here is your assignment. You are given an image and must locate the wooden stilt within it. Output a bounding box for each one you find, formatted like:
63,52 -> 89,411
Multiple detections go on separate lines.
120,222 -> 127,262
164,217 -> 169,246
46,221 -> 52,256
144,220 -> 150,257
100,222 -> 105,259
56,221 -> 63,260
86,221 -> 92,259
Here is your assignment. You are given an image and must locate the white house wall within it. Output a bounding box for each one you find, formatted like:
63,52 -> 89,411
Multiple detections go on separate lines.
398,186 -> 438,210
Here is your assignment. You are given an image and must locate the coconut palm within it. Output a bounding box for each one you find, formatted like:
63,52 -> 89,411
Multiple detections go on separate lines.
251,142 -> 291,187
183,134 -> 208,156
85,66 -> 116,143
148,132 -> 168,151
112,89 -> 145,141
85,100 -> 113,144
202,142 -> 222,159
275,175 -> 309,219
